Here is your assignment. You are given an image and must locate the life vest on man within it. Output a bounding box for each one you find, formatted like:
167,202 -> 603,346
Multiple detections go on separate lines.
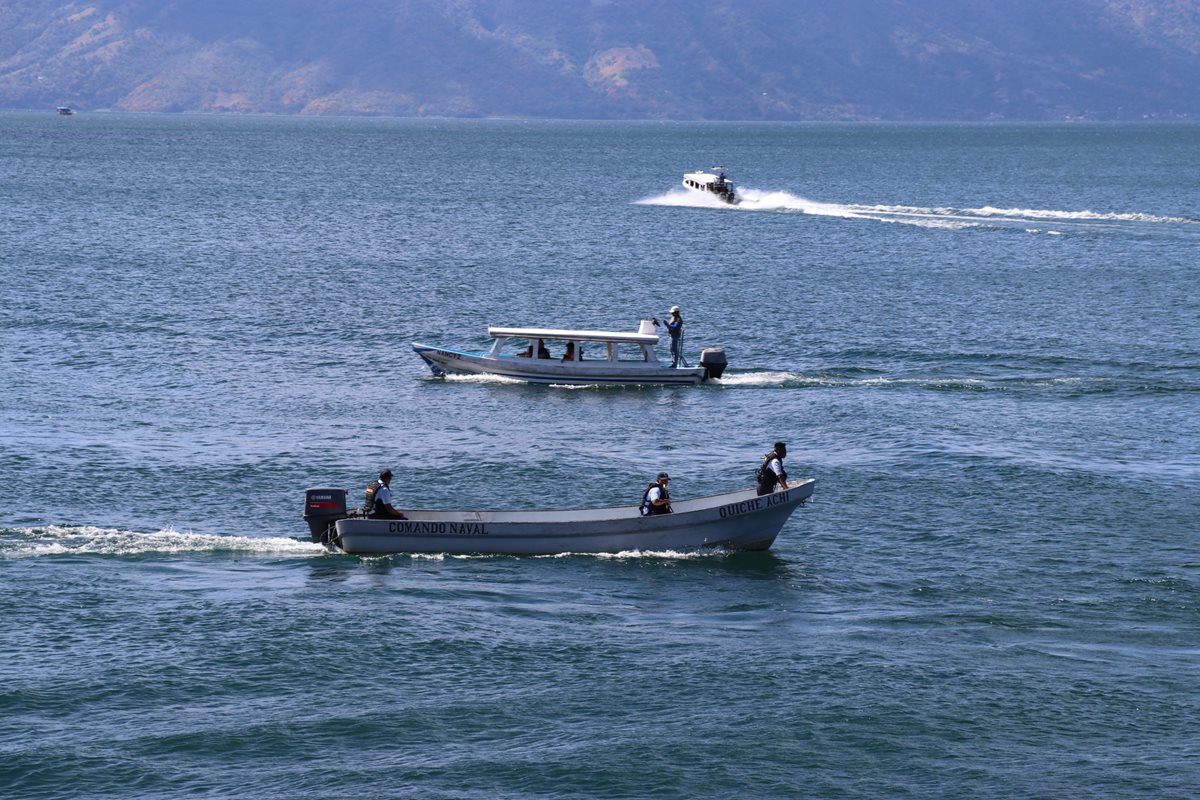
756,452 -> 787,490
363,480 -> 384,516
641,482 -> 671,516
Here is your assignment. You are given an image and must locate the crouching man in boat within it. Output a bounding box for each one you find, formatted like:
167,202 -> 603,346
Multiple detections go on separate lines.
364,468 -> 407,519
641,472 -> 673,516
756,442 -> 790,496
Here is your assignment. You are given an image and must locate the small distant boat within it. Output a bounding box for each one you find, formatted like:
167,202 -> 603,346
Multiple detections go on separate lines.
303,481 -> 816,555
413,320 -> 728,386
683,168 -> 737,204
56,106 -> 75,115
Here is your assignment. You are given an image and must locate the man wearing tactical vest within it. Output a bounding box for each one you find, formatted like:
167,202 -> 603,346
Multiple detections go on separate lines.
756,442 -> 790,496
641,472 -> 673,516
364,468 -> 407,519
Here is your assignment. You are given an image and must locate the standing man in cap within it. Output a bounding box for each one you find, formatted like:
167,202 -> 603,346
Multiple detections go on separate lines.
364,468 -> 407,519
756,443 -> 790,496
664,306 -> 688,368
641,472 -> 673,516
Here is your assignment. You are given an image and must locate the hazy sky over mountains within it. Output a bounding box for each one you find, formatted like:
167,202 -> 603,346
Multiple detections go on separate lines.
1,1 -> 1197,118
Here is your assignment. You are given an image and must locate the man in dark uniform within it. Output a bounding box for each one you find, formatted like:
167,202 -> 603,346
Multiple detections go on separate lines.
665,306 -> 688,368
756,443 -> 790,496
365,468 -> 407,519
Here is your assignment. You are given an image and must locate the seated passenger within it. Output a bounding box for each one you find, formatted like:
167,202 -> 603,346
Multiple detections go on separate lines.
364,468 -> 407,519
517,342 -> 533,357
537,339 -> 551,359
640,472 -> 672,516
562,342 -> 576,361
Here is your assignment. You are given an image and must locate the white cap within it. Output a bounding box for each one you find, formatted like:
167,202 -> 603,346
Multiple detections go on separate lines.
670,305 -> 680,313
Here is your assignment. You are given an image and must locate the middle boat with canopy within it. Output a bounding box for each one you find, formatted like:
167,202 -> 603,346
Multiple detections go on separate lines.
413,320 -> 728,386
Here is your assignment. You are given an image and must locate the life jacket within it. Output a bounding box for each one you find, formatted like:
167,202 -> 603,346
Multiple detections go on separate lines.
363,480 -> 383,516
755,452 -> 787,489
641,482 -> 671,516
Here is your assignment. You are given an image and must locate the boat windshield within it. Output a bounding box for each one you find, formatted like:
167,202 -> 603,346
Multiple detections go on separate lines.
615,343 -> 649,362
507,338 -> 582,360
498,336 -> 608,362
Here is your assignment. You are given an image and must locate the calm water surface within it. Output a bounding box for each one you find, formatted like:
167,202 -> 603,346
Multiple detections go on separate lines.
2,114 -> 1198,799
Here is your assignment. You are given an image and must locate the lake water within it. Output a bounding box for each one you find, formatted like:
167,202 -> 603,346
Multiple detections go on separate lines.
2,113 -> 1198,798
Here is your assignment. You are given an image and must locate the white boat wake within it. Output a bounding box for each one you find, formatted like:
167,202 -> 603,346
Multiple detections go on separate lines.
1,524 -> 325,558
637,188 -> 1198,234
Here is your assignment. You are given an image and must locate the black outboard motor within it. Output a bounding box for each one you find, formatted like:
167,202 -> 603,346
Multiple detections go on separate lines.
304,487 -> 348,545
700,347 -> 728,380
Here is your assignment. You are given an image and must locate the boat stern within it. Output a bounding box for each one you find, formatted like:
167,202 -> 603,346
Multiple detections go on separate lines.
304,487 -> 350,545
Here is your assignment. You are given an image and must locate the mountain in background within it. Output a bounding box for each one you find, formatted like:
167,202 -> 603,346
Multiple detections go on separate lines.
2,0 -> 1198,119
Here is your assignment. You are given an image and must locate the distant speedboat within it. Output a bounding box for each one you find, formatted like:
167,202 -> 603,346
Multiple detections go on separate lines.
683,168 -> 737,204
56,106 -> 75,115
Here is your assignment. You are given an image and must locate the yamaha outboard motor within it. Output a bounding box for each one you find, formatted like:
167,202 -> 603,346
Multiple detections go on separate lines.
700,348 -> 728,380
304,487 -> 348,545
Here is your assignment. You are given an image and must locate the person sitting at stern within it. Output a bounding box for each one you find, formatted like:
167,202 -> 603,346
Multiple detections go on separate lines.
364,468 -> 407,519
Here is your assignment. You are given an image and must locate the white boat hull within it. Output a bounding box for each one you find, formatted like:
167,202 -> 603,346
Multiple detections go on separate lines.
332,481 -> 815,555
413,343 -> 707,386
682,170 -> 738,204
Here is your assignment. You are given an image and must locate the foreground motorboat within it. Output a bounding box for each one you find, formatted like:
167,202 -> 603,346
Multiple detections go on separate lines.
683,169 -> 737,204
303,480 -> 815,555
413,320 -> 727,386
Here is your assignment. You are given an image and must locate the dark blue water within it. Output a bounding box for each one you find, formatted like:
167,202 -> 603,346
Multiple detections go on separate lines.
3,114 -> 1198,799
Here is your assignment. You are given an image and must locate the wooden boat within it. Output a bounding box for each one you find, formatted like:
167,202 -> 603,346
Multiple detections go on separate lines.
413,321 -> 727,386
303,480 -> 815,555
683,168 -> 737,204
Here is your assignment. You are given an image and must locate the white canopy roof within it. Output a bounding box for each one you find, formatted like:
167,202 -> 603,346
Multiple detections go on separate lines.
488,326 -> 660,345
684,170 -> 730,182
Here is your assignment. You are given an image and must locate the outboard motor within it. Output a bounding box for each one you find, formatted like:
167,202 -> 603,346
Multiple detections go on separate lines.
304,487 -> 348,545
700,347 -> 728,380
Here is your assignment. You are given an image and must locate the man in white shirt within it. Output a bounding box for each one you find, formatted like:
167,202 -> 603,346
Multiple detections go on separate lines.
641,472 -> 673,516
365,468 -> 407,519
756,443 -> 789,496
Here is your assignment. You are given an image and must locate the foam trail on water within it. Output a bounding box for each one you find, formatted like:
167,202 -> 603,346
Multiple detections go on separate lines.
441,372 -> 525,385
716,371 -> 807,386
717,371 -> 992,390
950,206 -> 1194,223
636,188 -> 733,209
636,187 -> 1197,232
1,524 -> 325,558
543,549 -> 728,560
